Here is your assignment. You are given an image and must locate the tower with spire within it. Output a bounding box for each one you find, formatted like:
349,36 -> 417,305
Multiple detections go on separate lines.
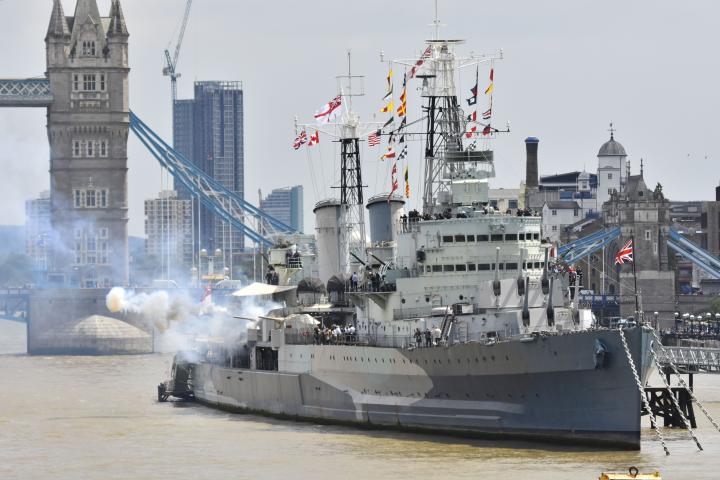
596,123 -> 628,211
45,0 -> 130,287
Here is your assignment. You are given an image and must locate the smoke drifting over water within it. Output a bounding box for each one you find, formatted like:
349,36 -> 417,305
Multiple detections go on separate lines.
105,287 -> 276,357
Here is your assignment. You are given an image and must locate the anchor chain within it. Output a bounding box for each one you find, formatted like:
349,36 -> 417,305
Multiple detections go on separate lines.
619,328 -> 670,456
648,327 -> 720,435
648,345 -> 703,450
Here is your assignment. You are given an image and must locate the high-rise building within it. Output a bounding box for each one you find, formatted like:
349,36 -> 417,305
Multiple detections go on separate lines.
45,0 -> 130,288
173,81 -> 244,271
25,191 -> 52,272
144,191 -> 193,281
260,186 -> 304,233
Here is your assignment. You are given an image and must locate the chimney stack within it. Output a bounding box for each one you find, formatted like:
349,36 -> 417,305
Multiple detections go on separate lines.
525,137 -> 539,189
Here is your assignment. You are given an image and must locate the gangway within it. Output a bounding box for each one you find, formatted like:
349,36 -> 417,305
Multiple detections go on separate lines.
667,229 -> 720,279
558,227 -> 620,265
655,346 -> 720,374
129,111 -> 297,247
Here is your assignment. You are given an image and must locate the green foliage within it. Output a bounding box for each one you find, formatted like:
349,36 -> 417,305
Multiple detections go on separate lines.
710,296 -> 720,315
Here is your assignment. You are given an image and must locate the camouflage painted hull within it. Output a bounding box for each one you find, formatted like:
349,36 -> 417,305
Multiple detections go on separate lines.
189,327 -> 652,449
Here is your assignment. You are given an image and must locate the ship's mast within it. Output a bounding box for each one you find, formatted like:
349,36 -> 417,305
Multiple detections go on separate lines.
384,2 -> 503,215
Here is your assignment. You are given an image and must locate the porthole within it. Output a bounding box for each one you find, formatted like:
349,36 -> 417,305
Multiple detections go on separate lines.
401,298 -> 406,304
459,295 -> 464,300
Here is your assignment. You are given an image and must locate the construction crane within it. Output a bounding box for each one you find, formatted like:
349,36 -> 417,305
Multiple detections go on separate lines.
163,0 -> 193,106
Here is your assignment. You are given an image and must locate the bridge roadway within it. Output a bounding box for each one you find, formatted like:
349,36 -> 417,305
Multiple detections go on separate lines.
656,346 -> 720,374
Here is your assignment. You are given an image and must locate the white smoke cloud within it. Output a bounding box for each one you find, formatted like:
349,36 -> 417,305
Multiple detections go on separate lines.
105,286 -> 279,360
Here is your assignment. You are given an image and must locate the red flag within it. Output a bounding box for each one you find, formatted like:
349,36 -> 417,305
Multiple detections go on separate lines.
308,130 -> 320,147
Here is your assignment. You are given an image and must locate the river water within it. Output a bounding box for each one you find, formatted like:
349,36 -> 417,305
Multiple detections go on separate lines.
1,319 -> 719,479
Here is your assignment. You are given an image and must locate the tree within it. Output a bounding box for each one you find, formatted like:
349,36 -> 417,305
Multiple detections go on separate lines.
710,296 -> 720,315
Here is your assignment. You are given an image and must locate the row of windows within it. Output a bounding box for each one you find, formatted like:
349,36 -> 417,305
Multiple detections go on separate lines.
442,232 -> 540,244
72,73 -> 107,92
424,261 -> 544,273
551,209 -> 580,216
81,40 -> 96,56
73,139 -> 109,158
73,189 -> 110,209
74,227 -> 109,266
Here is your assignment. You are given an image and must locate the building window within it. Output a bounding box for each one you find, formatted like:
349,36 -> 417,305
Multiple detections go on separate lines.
490,234 -> 503,242
73,190 -> 82,208
552,225 -> 558,232
100,73 -> 106,91
456,264 -> 467,272
467,264 -> 476,271
645,229 -> 651,241
99,140 -> 108,157
466,235 -> 475,242
82,41 -> 96,56
653,242 -> 658,254
83,74 -> 96,91
86,141 -> 94,157
551,209 -> 557,216
73,74 -> 79,91
505,233 -> 518,241
454,235 -> 465,242
432,265 -> 442,273
86,190 -> 96,208
574,209 -> 579,217
608,173 -> 613,179
506,263 -> 518,270
509,200 -> 518,209
442,235 -> 454,244
99,190 -> 108,208
477,235 -> 489,242
443,265 -> 455,272
608,189 -> 613,195
73,140 -> 81,157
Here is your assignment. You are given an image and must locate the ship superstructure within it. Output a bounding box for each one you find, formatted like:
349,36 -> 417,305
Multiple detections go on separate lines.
161,17 -> 654,450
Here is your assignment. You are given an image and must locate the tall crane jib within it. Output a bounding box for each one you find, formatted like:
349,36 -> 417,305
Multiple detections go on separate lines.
163,0 -> 193,105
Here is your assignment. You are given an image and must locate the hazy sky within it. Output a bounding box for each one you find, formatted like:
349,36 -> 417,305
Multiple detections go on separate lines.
0,0 -> 718,237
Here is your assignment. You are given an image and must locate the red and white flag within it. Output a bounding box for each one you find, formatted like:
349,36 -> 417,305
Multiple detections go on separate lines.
388,162 -> 399,201
201,284 -> 212,304
381,146 -> 396,160
293,130 -> 308,150
409,45 -> 433,78
614,240 -> 634,265
368,129 -> 381,147
314,95 -> 342,124
308,130 -> 320,147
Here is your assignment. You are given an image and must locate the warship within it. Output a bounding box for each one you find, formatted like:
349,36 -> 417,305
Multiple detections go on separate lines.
160,24 -> 654,449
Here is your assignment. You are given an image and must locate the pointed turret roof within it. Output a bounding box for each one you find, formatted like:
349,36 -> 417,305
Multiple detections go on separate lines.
46,0 -> 71,40
72,0 -> 102,26
108,0 -> 129,37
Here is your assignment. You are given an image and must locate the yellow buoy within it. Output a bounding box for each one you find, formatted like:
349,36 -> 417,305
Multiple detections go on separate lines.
600,467 -> 661,480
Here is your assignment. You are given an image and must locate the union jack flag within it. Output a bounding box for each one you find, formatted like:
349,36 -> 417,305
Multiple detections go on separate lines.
614,240 -> 634,265
293,130 -> 307,150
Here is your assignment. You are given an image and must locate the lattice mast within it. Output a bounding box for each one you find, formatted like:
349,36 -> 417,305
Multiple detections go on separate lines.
391,4 -> 502,215
297,52 -> 373,275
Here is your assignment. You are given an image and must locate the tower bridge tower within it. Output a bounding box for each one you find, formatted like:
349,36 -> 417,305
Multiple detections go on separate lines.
45,0 -> 130,287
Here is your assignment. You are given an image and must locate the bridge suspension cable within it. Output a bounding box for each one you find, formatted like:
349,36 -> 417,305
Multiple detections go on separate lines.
129,111 -> 296,247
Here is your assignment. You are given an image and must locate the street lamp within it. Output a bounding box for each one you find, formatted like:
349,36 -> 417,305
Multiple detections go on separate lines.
653,311 -> 659,330
674,312 -> 680,332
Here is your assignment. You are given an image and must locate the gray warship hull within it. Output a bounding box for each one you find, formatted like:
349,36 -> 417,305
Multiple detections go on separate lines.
187,327 -> 652,449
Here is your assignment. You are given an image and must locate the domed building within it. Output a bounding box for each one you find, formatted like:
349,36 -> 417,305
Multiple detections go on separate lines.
596,129 -> 628,210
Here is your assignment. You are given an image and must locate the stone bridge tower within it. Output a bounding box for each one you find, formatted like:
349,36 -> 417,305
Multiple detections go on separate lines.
45,0 -> 129,287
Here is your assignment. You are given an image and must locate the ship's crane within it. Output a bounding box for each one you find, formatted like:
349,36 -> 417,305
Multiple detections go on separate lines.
163,0 -> 193,106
